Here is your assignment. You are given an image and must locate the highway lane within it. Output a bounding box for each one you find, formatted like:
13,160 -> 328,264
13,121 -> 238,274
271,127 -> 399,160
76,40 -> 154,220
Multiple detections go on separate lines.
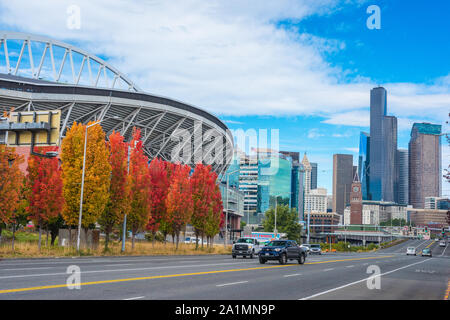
0,239 -> 448,300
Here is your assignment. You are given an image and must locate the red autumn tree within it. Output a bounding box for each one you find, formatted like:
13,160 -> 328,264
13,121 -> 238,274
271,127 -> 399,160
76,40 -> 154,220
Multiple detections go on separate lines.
159,161 -> 176,242
146,158 -> 170,245
99,131 -> 130,250
0,145 -> 23,244
205,182 -> 224,248
166,163 -> 193,250
191,164 -> 216,249
26,146 -> 64,250
127,128 -> 152,250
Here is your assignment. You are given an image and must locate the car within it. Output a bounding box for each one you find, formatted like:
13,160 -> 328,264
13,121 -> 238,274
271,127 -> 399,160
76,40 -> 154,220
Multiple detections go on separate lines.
421,248 -> 432,257
309,243 -> 322,255
434,238 -> 439,241
406,247 -> 416,255
439,241 -> 446,247
258,240 -> 307,265
232,237 -> 262,259
300,244 -> 310,253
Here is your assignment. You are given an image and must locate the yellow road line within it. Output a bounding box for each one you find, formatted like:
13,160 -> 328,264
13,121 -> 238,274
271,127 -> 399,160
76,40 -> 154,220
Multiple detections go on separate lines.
0,255 -> 393,294
444,280 -> 450,300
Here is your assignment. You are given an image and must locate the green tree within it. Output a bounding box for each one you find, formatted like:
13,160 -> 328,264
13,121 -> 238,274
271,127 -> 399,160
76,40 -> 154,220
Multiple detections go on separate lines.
263,205 -> 302,242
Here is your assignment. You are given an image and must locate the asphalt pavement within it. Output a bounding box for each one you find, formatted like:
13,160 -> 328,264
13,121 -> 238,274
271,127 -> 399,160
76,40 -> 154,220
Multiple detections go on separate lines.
0,239 -> 448,300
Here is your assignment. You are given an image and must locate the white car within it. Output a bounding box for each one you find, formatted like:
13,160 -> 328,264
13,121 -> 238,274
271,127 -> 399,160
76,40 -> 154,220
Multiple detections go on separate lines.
232,237 -> 262,258
406,247 -> 416,256
300,244 -> 310,253
439,241 -> 446,247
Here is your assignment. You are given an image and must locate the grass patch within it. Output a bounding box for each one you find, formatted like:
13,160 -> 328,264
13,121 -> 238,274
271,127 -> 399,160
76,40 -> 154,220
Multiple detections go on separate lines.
0,237 -> 232,258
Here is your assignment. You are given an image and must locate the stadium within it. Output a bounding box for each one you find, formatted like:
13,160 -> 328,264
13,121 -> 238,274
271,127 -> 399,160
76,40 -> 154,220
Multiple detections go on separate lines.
0,31 -> 233,175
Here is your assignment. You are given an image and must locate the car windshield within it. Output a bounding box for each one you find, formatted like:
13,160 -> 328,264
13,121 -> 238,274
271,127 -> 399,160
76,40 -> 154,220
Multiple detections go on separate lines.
407,247 -> 415,250
310,244 -> 320,248
236,238 -> 254,244
267,241 -> 287,247
423,248 -> 430,252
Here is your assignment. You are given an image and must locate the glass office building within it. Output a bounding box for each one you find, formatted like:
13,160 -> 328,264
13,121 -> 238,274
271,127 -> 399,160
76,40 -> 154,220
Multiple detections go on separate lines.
358,132 -> 370,200
310,162 -> 318,190
369,87 -> 397,202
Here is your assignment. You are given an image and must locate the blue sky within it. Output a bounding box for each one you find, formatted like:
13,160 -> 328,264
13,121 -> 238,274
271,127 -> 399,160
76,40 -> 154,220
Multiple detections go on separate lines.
0,0 -> 448,195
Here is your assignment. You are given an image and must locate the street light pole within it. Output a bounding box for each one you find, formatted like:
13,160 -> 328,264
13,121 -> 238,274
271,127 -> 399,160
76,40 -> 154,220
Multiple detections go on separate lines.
77,121 -> 98,252
274,199 -> 277,237
121,144 -> 131,252
76,116 -> 119,252
307,198 -> 311,244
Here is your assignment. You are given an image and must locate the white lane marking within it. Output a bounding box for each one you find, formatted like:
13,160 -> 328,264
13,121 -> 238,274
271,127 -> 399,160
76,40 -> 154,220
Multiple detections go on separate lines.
362,263 -> 369,266
323,268 -> 334,272
346,265 -> 354,268
300,258 -> 431,300
123,296 -> 145,300
0,257 -> 228,267
283,273 -> 302,277
0,261 -> 256,280
441,244 -> 448,257
216,281 -> 248,287
0,267 -> 53,271
104,264 -> 134,267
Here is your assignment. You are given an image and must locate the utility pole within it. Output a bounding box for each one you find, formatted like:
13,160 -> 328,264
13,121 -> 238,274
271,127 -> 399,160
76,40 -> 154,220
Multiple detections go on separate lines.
121,144 -> 131,252
307,198 -> 311,243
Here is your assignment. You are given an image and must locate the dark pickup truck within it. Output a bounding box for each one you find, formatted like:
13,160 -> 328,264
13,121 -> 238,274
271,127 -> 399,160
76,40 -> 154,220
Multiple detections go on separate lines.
258,240 -> 307,265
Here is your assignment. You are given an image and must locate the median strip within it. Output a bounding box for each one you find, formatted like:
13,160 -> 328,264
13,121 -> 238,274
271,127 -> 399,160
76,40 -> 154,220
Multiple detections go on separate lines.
0,255 -> 394,294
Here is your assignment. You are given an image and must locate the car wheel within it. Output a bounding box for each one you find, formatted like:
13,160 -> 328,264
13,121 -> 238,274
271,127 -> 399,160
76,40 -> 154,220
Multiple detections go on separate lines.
243,256 -> 246,259
259,257 -> 266,264
279,253 -> 287,265
250,250 -> 254,259
232,255 -> 236,259
298,253 -> 305,264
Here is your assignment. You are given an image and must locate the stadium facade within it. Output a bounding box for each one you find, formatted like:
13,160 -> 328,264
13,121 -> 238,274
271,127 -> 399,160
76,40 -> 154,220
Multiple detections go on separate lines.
0,31 -> 233,175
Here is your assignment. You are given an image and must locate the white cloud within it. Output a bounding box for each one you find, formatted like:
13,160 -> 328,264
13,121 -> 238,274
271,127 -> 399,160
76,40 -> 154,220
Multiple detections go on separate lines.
307,128 -> 324,139
0,0 -> 448,125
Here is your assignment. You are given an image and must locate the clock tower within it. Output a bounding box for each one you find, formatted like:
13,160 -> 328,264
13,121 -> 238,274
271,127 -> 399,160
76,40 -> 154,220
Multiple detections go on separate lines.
350,172 -> 363,225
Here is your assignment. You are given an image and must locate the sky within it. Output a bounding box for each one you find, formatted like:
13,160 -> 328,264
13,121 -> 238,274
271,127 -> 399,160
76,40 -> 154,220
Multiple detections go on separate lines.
0,0 -> 449,195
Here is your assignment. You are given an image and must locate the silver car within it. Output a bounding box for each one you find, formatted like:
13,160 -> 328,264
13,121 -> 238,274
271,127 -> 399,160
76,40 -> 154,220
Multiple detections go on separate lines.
406,247 -> 416,256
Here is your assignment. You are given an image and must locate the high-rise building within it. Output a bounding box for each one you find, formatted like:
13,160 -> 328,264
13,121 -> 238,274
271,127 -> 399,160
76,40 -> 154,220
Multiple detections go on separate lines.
409,123 -> 442,208
310,162 -> 318,190
369,87 -> 397,202
332,154 -> 353,215
237,153 -> 259,224
301,153 -> 312,194
396,149 -> 408,205
304,187 -> 328,214
358,131 -> 370,200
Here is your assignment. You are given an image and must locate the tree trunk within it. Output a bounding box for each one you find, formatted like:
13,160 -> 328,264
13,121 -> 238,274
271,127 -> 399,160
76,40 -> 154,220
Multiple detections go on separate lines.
0,224 -> 2,244
68,226 -> 72,247
46,228 -> 49,247
51,230 -> 57,246
38,222 -> 42,252
175,232 -> 179,251
105,230 -> 110,251
84,228 -> 89,250
201,233 -> 204,248
195,230 -> 199,250
11,222 -> 15,251
131,232 -> 135,251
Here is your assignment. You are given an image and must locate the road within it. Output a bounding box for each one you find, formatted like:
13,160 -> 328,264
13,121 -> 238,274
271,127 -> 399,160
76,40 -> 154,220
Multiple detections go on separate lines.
0,239 -> 448,300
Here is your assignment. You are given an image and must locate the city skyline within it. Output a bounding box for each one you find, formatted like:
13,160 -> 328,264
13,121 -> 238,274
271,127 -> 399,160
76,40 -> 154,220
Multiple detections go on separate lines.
0,1 -> 448,195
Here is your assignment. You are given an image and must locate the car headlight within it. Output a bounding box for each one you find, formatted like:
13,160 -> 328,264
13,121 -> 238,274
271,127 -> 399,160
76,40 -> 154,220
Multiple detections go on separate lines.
275,248 -> 281,252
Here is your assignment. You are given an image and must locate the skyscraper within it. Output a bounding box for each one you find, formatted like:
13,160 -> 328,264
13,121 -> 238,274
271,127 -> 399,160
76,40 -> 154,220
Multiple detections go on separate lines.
408,123 -> 442,208
310,162 -> 318,190
301,153 -> 312,194
369,87 -> 397,202
396,149 -> 408,205
332,154 -> 354,215
358,131 -> 370,200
